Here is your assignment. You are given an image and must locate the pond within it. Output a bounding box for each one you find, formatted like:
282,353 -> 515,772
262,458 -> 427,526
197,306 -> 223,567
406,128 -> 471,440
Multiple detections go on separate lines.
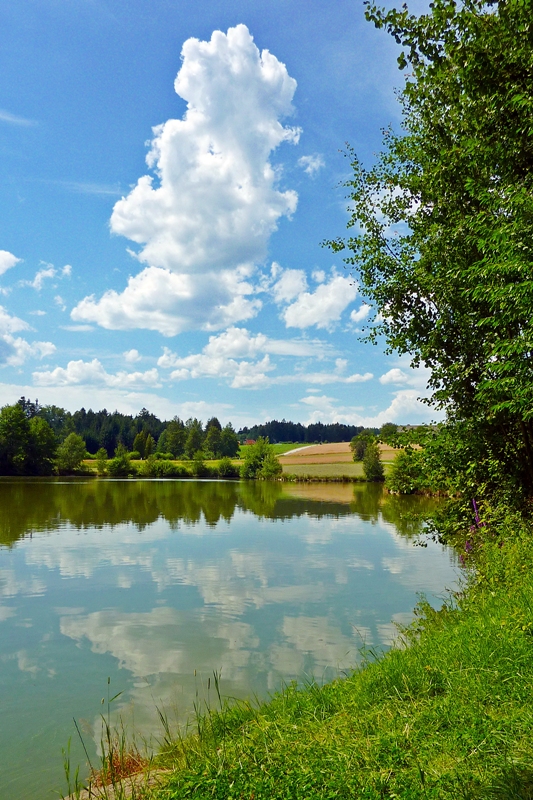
0,479 -> 458,800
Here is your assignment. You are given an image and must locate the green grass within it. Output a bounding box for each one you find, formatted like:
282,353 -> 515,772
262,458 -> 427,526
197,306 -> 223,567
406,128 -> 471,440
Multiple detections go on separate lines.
239,442 -> 311,458
114,503 -> 533,799
281,462 -> 364,478
281,462 -> 393,479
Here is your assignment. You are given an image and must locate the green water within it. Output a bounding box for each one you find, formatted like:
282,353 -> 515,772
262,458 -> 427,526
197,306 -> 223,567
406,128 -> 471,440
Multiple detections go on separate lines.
0,479 -> 457,799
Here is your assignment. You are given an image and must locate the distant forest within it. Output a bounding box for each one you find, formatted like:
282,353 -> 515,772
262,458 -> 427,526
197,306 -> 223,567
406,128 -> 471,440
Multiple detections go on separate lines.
14,397 -> 366,455
239,420 -> 366,444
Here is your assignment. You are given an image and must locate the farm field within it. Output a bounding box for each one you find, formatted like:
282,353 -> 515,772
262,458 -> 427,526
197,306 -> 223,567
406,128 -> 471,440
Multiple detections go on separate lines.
239,442 -> 311,458
279,441 -> 396,478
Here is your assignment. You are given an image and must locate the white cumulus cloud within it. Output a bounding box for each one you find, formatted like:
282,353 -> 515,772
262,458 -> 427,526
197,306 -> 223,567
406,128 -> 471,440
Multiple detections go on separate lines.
0,304 -> 55,367
298,154 -> 325,176
350,304 -> 371,323
33,359 -> 161,388
157,327 -> 367,389
0,250 -> 21,277
72,266 -> 261,336
124,349 -> 142,364
298,389 -> 438,427
1,336 -> 56,367
0,306 -> 30,334
73,25 -> 300,336
272,269 -> 308,303
281,273 -> 358,330
379,361 -> 431,391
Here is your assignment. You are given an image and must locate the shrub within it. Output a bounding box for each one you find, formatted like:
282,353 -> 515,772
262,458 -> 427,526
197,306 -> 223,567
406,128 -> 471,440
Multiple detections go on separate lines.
363,442 -> 384,482
387,449 -> 424,494
107,444 -> 136,477
241,437 -> 282,480
138,456 -> 191,477
191,450 -> 211,477
95,447 -> 108,476
217,457 -> 239,478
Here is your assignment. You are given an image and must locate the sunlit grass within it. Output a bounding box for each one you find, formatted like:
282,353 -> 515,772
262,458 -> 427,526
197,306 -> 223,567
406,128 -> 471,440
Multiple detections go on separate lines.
282,462 -> 393,478
239,442 -> 311,458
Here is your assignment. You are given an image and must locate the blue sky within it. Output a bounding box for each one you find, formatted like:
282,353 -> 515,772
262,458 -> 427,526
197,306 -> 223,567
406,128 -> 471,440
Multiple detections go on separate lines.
0,0 -> 436,429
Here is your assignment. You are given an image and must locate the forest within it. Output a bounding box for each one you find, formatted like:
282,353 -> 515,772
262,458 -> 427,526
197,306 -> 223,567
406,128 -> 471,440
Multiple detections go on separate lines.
0,396 -> 366,475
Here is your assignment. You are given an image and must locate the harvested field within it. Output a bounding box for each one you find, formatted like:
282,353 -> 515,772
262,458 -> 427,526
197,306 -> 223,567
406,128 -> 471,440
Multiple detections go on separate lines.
280,441 -> 398,467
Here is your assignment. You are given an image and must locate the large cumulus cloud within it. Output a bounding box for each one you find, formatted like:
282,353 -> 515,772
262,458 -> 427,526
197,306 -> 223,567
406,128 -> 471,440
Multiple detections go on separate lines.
72,24 -> 299,334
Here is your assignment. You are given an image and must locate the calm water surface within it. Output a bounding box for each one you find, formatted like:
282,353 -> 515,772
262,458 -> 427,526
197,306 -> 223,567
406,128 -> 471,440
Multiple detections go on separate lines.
0,479 -> 458,800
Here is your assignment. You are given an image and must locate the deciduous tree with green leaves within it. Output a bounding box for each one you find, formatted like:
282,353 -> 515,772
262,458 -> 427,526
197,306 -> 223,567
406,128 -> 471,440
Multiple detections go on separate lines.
0,404 -> 57,475
240,437 -> 282,480
56,432 -> 87,473
329,0 -> 533,493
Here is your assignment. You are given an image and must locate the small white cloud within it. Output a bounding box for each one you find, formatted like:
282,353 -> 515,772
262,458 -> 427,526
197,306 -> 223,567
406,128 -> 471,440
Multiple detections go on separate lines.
379,368 -> 409,385
1,336 -> 56,367
22,265 -> 57,291
298,154 -> 325,176
379,360 -> 431,391
54,295 -> 66,311
29,310 -> 46,316
0,306 -> 30,334
21,263 -> 72,292
124,349 -> 142,364
56,181 -> 123,196
312,270 -> 325,283
272,269 -> 308,303
0,109 -> 37,127
282,274 -> 358,331
350,304 -> 371,323
0,250 -> 21,277
33,359 -> 161,389
60,325 -> 94,332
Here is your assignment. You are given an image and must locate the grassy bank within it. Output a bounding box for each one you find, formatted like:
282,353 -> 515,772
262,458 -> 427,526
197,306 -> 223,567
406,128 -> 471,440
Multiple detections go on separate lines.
101,504 -> 533,799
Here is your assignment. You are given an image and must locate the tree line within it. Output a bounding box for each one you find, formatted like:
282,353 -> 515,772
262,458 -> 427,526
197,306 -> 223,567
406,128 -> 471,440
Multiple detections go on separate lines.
239,419 -> 369,444
0,398 -> 372,476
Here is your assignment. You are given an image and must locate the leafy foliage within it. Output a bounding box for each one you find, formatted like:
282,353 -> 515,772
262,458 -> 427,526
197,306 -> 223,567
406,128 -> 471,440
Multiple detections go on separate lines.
95,447 -> 108,476
0,404 -> 57,475
56,433 -> 87,474
350,429 -> 377,461
240,437 -> 282,480
328,0 -> 533,495
107,444 -> 136,477
362,441 -> 385,482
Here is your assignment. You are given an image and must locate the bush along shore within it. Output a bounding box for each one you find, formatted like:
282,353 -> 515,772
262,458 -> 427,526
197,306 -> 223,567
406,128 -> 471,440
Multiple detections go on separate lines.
62,499 -> 533,800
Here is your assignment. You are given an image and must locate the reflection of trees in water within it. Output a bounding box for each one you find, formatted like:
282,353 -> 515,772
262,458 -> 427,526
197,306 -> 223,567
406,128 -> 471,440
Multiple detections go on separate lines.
380,492 -> 440,540
349,484 -> 440,539
0,480 -> 242,545
349,483 -> 383,522
0,479 -> 443,547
